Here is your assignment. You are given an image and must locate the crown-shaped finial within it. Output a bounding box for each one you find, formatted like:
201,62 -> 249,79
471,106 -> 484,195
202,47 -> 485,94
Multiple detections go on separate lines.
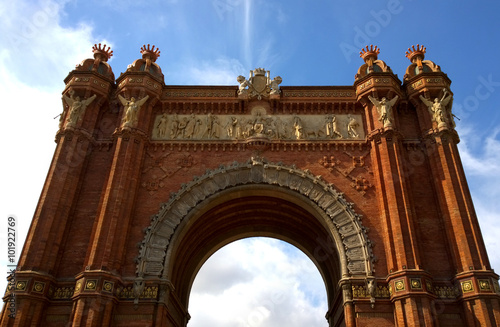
405,44 -> 426,62
140,44 -> 161,62
253,68 -> 267,76
92,43 -> 113,62
359,45 -> 380,62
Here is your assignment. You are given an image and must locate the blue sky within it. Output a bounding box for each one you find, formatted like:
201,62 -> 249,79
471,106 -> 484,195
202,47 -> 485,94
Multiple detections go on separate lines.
1,0 -> 500,325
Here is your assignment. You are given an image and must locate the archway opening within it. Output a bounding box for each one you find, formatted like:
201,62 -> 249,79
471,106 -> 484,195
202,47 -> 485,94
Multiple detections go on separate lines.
139,162 -> 374,326
188,237 -> 329,327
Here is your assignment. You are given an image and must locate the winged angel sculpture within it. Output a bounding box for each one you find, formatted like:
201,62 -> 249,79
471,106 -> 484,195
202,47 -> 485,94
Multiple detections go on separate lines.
118,95 -> 149,128
62,91 -> 96,127
419,89 -> 454,128
368,95 -> 399,128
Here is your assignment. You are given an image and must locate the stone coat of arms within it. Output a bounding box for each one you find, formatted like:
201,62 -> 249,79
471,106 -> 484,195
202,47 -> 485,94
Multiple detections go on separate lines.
238,68 -> 282,99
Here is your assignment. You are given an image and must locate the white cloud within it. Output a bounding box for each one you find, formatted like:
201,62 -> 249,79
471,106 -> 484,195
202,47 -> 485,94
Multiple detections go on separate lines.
188,238 -> 328,327
457,126 -> 500,274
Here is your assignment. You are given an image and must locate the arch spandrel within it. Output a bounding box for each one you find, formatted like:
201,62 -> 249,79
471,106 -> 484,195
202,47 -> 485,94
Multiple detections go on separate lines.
137,159 -> 375,288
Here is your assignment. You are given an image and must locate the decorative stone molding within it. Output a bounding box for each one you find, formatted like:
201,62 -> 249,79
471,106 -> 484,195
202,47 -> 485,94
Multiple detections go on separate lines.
163,89 -> 236,98
136,158 -> 375,280
281,90 -> 354,98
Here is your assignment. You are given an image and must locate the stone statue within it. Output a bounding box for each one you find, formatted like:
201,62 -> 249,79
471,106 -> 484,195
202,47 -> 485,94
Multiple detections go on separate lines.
237,75 -> 249,95
270,76 -> 282,95
118,94 -> 149,128
366,278 -> 377,308
156,113 -> 169,138
62,91 -> 97,127
420,89 -> 453,128
368,95 -> 398,128
347,115 -> 359,138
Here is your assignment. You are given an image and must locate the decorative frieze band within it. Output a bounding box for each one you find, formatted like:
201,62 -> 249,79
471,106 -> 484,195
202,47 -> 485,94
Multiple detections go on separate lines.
152,112 -> 365,141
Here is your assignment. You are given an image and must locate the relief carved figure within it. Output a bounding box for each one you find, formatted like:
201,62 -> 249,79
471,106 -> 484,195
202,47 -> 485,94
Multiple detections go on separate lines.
253,112 -> 266,135
211,115 -> 222,139
293,116 -> 304,139
185,113 -> 200,139
326,115 -> 343,139
156,113 -> 169,138
368,95 -> 398,128
177,117 -> 188,138
227,116 -> 242,139
62,90 -> 97,127
273,116 -> 285,139
170,114 -> 179,139
420,88 -> 453,128
118,94 -> 149,128
347,115 -> 360,138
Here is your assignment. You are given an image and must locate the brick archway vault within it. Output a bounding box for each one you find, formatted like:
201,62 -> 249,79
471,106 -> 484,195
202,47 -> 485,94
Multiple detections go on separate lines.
136,158 -> 374,324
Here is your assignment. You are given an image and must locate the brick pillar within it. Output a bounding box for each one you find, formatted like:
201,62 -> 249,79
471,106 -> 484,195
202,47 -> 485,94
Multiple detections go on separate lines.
0,61 -> 113,326
356,74 -> 422,273
69,65 -> 162,325
406,72 -> 500,326
356,69 -> 437,325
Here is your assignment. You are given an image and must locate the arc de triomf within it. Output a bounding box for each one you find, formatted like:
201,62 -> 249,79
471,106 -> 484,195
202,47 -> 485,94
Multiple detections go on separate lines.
2,44 -> 499,326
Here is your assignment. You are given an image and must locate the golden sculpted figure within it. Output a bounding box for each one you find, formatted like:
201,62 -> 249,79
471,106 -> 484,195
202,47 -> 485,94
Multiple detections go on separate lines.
118,94 -> 149,128
368,95 -> 399,128
62,90 -> 96,127
420,88 -> 453,128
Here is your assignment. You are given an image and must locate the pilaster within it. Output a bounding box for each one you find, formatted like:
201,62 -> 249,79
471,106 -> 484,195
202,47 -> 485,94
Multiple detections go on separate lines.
404,44 -> 500,326
73,45 -> 163,326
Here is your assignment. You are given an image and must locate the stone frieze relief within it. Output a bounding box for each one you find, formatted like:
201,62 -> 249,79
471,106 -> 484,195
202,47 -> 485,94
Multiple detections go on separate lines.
152,111 -> 365,141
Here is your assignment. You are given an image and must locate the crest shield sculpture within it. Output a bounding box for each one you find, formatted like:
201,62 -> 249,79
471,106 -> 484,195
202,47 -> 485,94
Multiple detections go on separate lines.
237,68 -> 281,99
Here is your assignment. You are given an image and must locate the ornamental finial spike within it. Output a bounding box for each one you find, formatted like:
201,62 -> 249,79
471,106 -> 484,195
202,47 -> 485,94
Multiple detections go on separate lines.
405,44 -> 426,63
140,44 -> 161,62
92,43 -> 113,62
359,45 -> 380,62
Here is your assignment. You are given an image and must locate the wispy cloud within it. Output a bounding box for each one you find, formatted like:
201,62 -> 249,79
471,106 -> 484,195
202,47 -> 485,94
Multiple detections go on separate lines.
243,0 -> 253,67
170,57 -> 246,85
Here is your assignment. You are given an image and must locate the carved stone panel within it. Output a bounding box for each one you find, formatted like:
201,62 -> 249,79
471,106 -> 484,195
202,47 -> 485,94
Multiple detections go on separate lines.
152,113 -> 365,141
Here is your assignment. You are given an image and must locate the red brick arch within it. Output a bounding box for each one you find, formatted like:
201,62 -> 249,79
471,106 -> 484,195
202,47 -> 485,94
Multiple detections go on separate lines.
135,159 -> 374,322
